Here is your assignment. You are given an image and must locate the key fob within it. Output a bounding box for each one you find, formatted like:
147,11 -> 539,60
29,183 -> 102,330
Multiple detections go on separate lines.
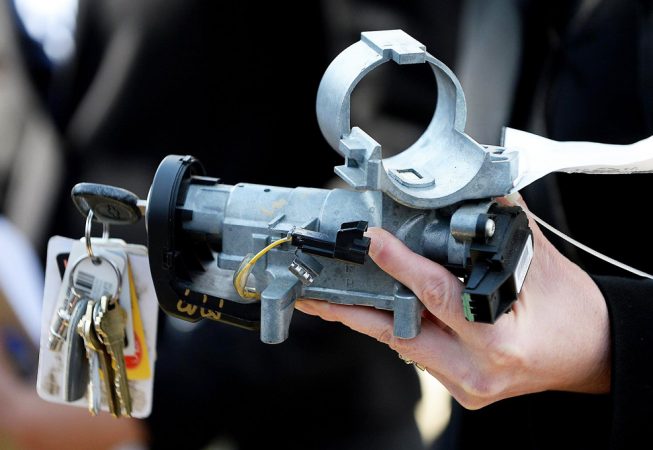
63,298 -> 90,402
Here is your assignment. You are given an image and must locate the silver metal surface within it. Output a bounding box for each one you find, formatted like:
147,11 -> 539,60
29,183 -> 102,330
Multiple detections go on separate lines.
450,201 -> 492,242
178,180 -> 492,343
135,30 -> 530,343
85,210 -> 98,263
316,30 -> 517,209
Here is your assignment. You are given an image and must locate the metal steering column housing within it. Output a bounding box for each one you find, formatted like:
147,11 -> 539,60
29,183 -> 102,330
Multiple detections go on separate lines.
316,30 -> 517,209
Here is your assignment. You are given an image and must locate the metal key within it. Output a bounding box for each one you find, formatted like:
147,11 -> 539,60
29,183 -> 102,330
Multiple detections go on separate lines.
76,300 -> 101,414
78,300 -> 120,416
71,182 -> 143,225
49,287 -> 83,351
77,300 -> 102,416
94,295 -> 132,417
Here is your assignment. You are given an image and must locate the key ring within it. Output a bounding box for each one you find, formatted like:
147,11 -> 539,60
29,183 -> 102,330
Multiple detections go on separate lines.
85,209 -> 110,264
68,253 -> 122,302
398,353 -> 426,371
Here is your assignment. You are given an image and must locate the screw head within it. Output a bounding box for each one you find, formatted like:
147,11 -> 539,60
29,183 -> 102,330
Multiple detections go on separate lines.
485,219 -> 496,238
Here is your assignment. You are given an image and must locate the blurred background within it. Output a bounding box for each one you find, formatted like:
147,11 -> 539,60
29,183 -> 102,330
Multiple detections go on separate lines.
0,1 -> 457,448
1,0 -> 651,449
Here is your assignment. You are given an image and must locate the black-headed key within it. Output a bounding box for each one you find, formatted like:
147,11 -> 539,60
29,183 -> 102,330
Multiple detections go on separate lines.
71,183 -> 143,225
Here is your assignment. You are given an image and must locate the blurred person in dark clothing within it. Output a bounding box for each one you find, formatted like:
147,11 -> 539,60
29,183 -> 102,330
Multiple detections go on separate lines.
0,1 -> 459,449
437,2 -> 653,449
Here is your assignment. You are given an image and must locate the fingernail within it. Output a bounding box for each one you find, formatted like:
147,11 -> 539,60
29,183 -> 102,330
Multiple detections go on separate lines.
505,191 -> 523,205
365,232 -> 383,259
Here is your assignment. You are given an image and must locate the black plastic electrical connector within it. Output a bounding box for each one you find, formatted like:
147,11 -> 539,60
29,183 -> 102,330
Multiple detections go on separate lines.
461,205 -> 533,323
291,221 -> 371,264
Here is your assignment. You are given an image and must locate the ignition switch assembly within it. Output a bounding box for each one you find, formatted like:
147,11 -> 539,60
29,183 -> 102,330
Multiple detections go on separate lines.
71,30 -> 533,344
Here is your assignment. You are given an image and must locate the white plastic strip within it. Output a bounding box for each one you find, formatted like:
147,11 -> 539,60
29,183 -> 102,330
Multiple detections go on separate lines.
503,127 -> 653,192
0,217 -> 44,345
525,209 -> 653,280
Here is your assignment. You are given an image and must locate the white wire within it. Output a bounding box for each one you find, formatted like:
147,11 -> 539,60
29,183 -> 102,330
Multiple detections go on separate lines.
525,209 -> 653,280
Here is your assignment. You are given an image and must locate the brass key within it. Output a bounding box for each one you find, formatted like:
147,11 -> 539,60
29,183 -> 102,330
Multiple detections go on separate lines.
76,300 -> 101,414
78,300 -> 121,416
94,295 -> 132,417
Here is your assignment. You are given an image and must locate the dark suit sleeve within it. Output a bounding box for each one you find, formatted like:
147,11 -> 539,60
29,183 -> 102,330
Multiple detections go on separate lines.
593,276 -> 653,449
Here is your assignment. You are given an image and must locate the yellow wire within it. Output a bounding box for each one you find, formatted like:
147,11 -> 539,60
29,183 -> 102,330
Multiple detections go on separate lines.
233,236 -> 292,300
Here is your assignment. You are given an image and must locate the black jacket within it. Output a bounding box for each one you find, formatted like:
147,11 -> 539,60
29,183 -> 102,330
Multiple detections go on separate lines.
437,1 -> 653,448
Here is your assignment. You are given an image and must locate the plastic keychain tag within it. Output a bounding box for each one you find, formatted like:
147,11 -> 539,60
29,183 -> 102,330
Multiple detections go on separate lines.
37,236 -> 158,418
